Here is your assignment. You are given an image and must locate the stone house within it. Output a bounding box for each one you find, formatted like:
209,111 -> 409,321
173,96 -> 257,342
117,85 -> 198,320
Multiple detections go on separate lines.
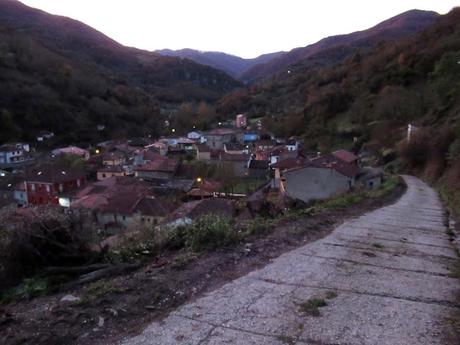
71,177 -> 175,231
97,165 -> 128,180
203,128 -> 236,150
283,162 -> 356,203
356,167 -> 383,189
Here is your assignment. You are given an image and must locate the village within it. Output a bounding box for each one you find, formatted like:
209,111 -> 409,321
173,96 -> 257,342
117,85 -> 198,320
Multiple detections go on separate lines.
0,113 -> 384,247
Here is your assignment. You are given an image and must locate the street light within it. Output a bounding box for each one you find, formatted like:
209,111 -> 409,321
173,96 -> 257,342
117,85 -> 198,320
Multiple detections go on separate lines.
95,149 -> 100,154
172,128 -> 176,133
196,177 -> 202,183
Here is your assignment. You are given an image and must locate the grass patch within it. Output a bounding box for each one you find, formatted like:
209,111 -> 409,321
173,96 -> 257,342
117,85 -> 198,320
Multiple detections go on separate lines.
79,280 -> 126,304
298,298 -> 328,317
319,193 -> 363,210
372,243 -> 385,249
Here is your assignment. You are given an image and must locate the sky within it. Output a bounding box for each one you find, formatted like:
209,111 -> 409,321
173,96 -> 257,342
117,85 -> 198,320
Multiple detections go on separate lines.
19,0 -> 459,59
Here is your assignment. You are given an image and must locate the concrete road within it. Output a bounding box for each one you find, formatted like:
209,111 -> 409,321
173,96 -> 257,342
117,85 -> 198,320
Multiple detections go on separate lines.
121,176 -> 459,345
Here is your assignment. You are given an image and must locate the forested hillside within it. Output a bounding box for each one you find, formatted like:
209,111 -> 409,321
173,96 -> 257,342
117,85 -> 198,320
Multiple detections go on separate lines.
241,10 -> 439,82
221,8 -> 460,151
0,1 -> 240,144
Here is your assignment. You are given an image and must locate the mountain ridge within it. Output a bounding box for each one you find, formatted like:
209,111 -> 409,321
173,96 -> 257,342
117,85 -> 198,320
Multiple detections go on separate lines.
241,9 -> 440,82
155,48 -> 284,79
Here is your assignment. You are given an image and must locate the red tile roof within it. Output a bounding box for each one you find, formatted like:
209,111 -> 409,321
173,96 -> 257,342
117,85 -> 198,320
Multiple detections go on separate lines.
312,154 -> 358,178
25,164 -> 85,184
272,157 -> 308,170
332,150 -> 358,163
134,158 -> 179,173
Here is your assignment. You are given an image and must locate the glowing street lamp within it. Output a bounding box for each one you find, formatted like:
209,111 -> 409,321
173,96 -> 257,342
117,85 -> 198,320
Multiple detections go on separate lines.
172,128 -> 176,133
95,149 -> 100,154
196,177 -> 202,183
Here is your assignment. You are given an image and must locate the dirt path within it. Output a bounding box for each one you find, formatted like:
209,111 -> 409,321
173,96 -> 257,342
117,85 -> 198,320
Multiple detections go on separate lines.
121,176 -> 460,345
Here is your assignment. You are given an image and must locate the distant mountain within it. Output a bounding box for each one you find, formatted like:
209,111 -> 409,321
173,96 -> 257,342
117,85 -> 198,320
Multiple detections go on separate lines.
156,48 -> 284,79
241,10 -> 440,82
0,1 -> 241,144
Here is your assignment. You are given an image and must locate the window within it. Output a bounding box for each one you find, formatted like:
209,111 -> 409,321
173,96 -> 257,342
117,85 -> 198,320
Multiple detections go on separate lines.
45,185 -> 50,192
59,184 -> 64,192
30,184 -> 35,192
77,179 -> 81,187
122,216 -> 126,221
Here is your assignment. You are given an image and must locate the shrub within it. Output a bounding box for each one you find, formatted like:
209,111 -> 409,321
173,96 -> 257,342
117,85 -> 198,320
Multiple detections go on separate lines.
185,215 -> 239,252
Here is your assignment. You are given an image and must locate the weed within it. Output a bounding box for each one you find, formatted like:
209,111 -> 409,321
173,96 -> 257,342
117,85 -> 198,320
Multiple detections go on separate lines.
185,215 -> 239,252
299,298 -> 328,317
325,291 -> 338,299
372,243 -> 385,249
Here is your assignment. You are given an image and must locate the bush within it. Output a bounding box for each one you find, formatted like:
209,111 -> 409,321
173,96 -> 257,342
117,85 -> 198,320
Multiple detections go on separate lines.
184,215 -> 239,252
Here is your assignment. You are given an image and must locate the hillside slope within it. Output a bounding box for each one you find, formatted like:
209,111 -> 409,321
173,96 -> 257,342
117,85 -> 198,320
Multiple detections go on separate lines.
241,10 -> 439,82
0,1 -> 240,144
220,8 -> 460,150
156,48 -> 284,79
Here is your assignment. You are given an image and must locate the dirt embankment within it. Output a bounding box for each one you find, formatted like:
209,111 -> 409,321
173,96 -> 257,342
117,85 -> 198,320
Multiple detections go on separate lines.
0,182 -> 406,345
